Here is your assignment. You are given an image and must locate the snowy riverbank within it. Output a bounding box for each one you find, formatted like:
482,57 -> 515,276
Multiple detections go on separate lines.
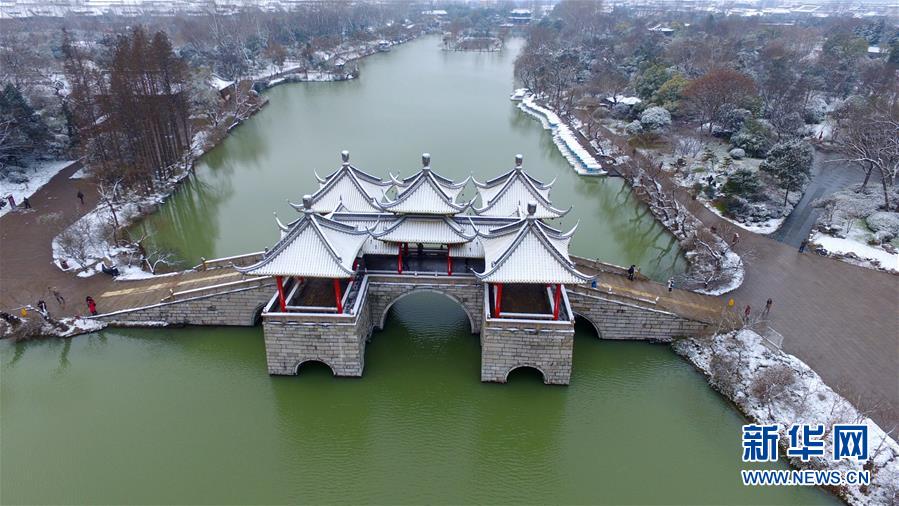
674,330 -> 899,505
0,160 -> 76,217
514,91 -> 606,176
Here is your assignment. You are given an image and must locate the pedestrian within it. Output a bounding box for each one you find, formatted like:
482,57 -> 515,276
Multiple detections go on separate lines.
22,196 -> 31,209
732,232 -> 740,245
77,190 -> 84,205
763,298 -> 773,318
667,278 -> 674,292
37,300 -> 48,317
627,264 -> 636,281
710,225 -> 717,235
591,279 -> 598,289
743,304 -> 751,323
86,296 -> 97,316
417,243 -> 424,256
798,240 -> 807,253
49,287 -> 65,307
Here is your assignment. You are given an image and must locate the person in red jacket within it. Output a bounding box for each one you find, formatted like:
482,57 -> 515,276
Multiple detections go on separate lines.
86,296 -> 98,316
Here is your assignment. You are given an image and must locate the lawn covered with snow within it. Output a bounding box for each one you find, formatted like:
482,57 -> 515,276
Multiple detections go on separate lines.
811,229 -> 898,273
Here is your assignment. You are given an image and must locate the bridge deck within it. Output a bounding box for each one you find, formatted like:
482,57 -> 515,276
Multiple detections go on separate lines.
571,258 -> 723,324
94,254 -> 721,326
95,268 -> 263,315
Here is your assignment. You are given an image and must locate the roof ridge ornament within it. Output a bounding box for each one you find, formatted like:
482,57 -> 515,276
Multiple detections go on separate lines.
515,154 -> 523,169
341,150 -> 350,167
421,152 -> 431,172
302,194 -> 314,213
526,200 -> 537,220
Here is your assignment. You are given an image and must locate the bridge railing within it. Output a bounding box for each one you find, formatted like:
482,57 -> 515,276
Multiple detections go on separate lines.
570,255 -> 650,282
194,251 -> 266,271
161,276 -> 273,302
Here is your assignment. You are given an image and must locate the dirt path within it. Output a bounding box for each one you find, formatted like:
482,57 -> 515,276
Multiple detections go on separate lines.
0,161 -> 115,318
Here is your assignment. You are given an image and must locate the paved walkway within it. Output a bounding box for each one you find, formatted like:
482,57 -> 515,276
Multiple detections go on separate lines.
771,149 -> 866,246
0,161 -> 114,318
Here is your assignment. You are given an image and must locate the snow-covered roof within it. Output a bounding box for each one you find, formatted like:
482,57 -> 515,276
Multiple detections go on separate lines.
238,203 -> 370,278
474,204 -> 593,285
371,215 -> 476,244
605,95 -> 642,106
296,151 -> 391,214
472,155 -> 569,219
379,154 -> 470,215
208,75 -> 234,91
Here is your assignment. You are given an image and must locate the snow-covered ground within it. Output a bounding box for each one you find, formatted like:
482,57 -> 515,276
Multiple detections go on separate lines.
516,93 -> 606,175
707,205 -> 786,234
0,160 -> 74,217
811,229 -> 898,273
696,248 -> 745,295
675,330 -> 899,506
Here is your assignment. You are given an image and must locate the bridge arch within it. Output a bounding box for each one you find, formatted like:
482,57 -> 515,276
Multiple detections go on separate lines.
251,302 -> 267,326
573,312 -> 603,339
504,365 -> 548,384
374,287 -> 481,335
294,359 -> 336,376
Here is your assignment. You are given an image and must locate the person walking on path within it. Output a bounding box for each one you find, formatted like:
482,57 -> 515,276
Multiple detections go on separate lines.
798,240 -> 807,253
77,190 -> 84,205
743,304 -> 751,324
763,298 -> 773,318
49,287 -> 65,307
37,300 -> 48,317
627,265 -> 636,281
732,232 -> 740,245
86,296 -> 97,316
667,278 -> 674,292
22,197 -> 31,209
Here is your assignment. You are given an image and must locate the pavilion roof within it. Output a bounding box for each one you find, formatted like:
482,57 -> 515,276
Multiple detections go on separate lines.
474,206 -> 593,284
237,206 -> 371,278
379,155 -> 471,214
472,156 -> 568,219
295,152 -> 390,214
371,215 -> 476,244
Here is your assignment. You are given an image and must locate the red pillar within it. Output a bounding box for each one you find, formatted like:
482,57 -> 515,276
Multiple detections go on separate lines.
447,245 -> 453,276
333,279 -> 343,314
494,283 -> 503,317
552,284 -> 562,320
397,243 -> 403,273
276,276 -> 286,312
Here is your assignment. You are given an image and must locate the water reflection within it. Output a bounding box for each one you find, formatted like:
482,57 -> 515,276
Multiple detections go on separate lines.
135,36 -> 685,281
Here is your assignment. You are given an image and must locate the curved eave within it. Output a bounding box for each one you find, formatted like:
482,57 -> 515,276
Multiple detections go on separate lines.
370,216 -> 476,243
472,220 -> 594,284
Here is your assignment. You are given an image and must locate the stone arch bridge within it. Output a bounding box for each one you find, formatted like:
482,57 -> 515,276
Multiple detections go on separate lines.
94,252 -> 719,385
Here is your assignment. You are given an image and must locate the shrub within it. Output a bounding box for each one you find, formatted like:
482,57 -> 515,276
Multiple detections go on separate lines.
731,118 -> 775,158
624,120 -> 643,135
640,106 -> 672,131
723,169 -> 762,201
720,194 -> 748,216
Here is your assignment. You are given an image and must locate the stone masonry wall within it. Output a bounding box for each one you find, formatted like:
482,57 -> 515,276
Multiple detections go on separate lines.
97,283 -> 276,327
367,275 -> 483,334
568,291 -> 709,342
480,318 -> 575,385
263,304 -> 373,376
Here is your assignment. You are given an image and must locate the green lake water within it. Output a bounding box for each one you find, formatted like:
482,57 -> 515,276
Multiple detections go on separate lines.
0,37 -> 835,505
